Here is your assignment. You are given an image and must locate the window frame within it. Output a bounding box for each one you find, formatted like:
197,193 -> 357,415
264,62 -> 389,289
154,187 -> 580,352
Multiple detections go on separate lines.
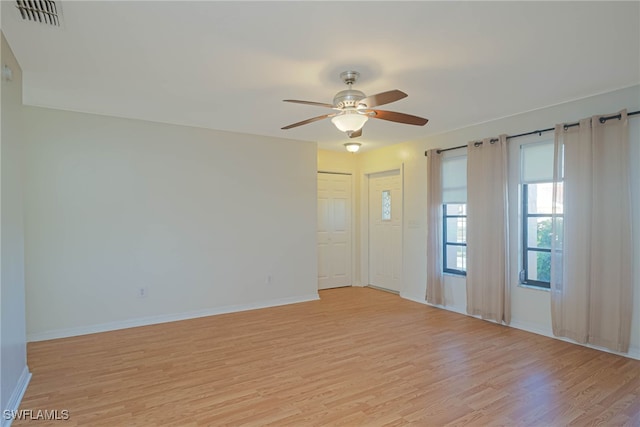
443,204 -> 467,276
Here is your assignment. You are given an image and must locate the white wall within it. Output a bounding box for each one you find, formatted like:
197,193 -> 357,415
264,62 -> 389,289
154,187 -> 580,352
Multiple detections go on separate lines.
1,32 -> 31,421
355,85 -> 640,359
23,107 -> 318,340
317,149 -> 357,175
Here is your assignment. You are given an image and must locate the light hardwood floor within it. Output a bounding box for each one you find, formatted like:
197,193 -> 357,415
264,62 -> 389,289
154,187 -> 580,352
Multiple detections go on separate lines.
15,287 -> 640,426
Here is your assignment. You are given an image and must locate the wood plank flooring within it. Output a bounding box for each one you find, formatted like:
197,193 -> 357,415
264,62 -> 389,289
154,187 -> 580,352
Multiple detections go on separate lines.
15,287 -> 640,426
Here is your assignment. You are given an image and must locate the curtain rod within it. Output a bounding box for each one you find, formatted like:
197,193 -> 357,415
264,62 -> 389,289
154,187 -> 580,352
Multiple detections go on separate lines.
425,110 -> 640,156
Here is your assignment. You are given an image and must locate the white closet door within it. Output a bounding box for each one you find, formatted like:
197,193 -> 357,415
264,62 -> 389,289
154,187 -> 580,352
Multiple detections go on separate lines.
317,173 -> 352,290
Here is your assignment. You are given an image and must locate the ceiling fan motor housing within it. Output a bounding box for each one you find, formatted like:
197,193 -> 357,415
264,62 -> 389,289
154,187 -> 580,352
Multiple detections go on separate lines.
333,71 -> 366,108
333,89 -> 366,109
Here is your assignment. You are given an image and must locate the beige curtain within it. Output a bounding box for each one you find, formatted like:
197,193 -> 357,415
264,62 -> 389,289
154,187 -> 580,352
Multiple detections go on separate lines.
551,110 -> 633,352
466,135 -> 510,324
426,149 -> 444,305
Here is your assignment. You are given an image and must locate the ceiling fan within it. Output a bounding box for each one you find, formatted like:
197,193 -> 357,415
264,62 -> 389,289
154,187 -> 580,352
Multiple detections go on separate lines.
281,71 -> 428,139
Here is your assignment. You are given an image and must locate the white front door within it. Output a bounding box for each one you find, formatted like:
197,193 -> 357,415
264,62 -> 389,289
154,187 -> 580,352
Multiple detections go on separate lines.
368,170 -> 402,292
317,173 -> 352,290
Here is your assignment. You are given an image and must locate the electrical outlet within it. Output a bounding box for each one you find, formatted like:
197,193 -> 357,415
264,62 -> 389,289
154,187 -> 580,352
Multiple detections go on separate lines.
137,287 -> 148,298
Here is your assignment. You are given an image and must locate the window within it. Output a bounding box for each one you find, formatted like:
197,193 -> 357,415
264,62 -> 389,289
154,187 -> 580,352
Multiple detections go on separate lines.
443,203 -> 467,275
522,183 -> 553,287
442,154 -> 467,275
382,190 -> 391,221
520,141 -> 560,289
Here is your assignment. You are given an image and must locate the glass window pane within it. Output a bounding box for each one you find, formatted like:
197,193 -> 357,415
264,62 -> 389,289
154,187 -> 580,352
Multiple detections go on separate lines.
382,190 -> 391,221
527,250 -> 551,282
527,217 -> 552,249
446,217 -> 467,244
446,245 -> 466,272
527,182 -> 554,214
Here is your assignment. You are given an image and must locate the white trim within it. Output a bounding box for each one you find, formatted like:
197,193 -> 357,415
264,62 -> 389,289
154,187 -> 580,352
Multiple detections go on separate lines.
360,173 -> 370,287
509,320 -> 640,361
508,319 -> 552,337
367,284 -> 399,295
401,293 -> 640,361
1,366 -> 32,427
27,294 -> 319,342
350,172 -> 358,287
401,293 -> 468,315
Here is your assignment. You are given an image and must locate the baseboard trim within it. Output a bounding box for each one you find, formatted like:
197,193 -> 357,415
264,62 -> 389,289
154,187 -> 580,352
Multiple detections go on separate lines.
400,293 -> 468,315
508,319 -> 554,338
509,319 -> 640,361
367,284 -> 399,295
1,366 -> 32,427
27,294 -> 320,342
400,293 -> 640,361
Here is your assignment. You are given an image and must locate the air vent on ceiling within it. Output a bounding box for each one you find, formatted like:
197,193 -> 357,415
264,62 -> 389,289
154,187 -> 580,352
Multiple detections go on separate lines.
15,0 -> 62,27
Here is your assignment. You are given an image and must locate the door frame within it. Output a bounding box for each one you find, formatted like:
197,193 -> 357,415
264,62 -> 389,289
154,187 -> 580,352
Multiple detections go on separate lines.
317,170 -> 356,287
360,164 -> 404,292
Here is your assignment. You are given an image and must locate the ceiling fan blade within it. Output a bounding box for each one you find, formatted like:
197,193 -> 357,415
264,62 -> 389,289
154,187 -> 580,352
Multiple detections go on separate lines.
348,129 -> 362,138
283,99 -> 334,108
358,90 -> 407,108
281,113 -> 335,130
370,109 -> 428,126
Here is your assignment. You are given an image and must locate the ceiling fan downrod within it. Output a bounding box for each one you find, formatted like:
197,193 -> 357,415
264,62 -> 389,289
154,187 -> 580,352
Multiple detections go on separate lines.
340,71 -> 360,86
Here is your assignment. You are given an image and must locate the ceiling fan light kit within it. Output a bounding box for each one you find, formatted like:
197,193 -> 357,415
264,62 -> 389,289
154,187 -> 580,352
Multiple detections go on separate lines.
331,110 -> 369,133
282,70 -> 428,144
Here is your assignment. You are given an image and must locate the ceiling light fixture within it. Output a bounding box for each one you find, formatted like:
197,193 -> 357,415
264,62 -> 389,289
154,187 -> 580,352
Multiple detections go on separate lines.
331,109 -> 368,133
344,142 -> 361,153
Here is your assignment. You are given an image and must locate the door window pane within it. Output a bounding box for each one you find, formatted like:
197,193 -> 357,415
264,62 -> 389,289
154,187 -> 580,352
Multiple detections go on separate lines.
382,190 -> 391,221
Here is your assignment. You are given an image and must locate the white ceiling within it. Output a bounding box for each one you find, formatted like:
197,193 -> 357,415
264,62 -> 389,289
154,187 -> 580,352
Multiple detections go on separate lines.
2,1 -> 639,152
